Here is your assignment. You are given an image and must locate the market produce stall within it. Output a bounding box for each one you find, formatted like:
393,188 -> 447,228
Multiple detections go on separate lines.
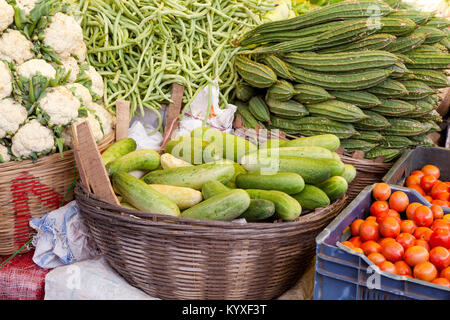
0,0 -> 449,301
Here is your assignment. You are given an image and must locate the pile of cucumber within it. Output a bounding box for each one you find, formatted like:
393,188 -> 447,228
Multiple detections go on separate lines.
100,127 -> 356,223
233,0 -> 449,163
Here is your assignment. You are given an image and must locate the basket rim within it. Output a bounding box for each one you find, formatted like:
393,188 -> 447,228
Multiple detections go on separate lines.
75,182 -> 347,231
0,131 -> 115,171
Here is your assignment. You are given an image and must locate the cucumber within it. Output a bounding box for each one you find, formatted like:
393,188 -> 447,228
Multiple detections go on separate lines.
101,138 -> 137,165
283,134 -> 340,151
191,127 -> 258,162
240,154 -> 331,185
239,199 -> 276,222
112,172 -> 180,217
317,158 -> 345,176
292,185 -> 330,211
148,184 -> 203,210
245,189 -> 302,221
120,202 -> 138,210
181,189 -> 251,221
250,146 -> 334,160
236,172 -> 305,195
259,139 -> 287,149
212,159 -> 246,185
340,164 -> 357,184
201,180 -> 230,200
160,153 -> 193,169
142,163 -> 235,190
316,176 -> 348,202
164,136 -> 222,165
106,149 -> 160,176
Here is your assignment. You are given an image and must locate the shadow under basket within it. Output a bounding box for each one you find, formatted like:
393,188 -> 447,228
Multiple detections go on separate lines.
75,183 -> 347,300
0,133 -> 115,256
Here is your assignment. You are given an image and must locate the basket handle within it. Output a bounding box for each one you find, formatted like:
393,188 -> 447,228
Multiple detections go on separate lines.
115,100 -> 131,142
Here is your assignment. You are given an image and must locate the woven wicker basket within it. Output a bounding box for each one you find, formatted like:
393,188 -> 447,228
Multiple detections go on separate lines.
75,183 -> 347,300
0,133 -> 115,256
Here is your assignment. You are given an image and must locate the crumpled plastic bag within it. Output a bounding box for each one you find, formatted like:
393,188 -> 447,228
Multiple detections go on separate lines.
29,201 -> 100,269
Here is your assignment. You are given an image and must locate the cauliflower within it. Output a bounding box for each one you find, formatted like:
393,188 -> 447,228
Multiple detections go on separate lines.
17,59 -> 57,79
15,0 -> 38,16
43,12 -> 84,59
0,61 -> 12,99
0,0 -> 14,32
0,144 -> 10,163
0,98 -> 28,138
11,119 -> 55,158
65,83 -> 92,106
72,41 -> 87,63
60,56 -> 79,83
39,86 -> 80,126
89,102 -> 115,136
61,111 -> 104,148
0,29 -> 34,64
85,66 -> 104,97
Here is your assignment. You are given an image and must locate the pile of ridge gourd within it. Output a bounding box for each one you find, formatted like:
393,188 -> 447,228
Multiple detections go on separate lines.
102,127 -> 356,223
233,0 -> 450,163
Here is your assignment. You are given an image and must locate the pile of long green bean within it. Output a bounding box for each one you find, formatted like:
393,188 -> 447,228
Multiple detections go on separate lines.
70,0 -> 275,129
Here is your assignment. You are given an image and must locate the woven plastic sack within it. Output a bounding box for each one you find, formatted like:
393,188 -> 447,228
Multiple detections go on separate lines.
0,250 -> 50,300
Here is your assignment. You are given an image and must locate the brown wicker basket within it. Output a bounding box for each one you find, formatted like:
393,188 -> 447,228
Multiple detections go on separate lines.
0,133 -> 115,256
340,152 -> 393,206
75,183 -> 347,300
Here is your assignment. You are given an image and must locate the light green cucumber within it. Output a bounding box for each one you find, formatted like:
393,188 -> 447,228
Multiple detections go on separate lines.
283,134 -> 340,151
249,146 -> 334,160
259,139 -> 287,149
101,138 -> 137,165
239,199 -> 276,222
318,158 -> 345,176
106,149 -> 160,176
292,185 -> 330,211
316,176 -> 348,202
112,172 -> 180,217
181,189 -> 251,221
202,180 -> 230,200
164,136 -> 221,164
236,172 -> 305,195
340,164 -> 357,184
245,189 -> 302,221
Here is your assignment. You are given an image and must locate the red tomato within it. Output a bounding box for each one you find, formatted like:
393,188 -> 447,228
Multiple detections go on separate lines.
370,201 -> 389,218
378,237 -> 396,247
396,233 -> 416,251
431,199 -> 449,207
353,247 -> 364,254
429,246 -> 450,270
408,185 -> 426,197
342,241 -> 355,249
414,206 -> 434,227
382,241 -> 404,262
366,216 -> 378,223
421,165 -> 440,179
349,236 -> 363,248
406,202 -> 422,221
430,205 -> 444,220
421,175 -> 438,192
435,192 -> 450,202
400,220 -> 417,234
415,239 -> 430,252
414,227 -> 433,242
406,175 -> 421,187
414,262 -> 438,282
389,191 -> 410,213
431,219 -> 450,232
379,261 -> 396,274
359,220 -> 380,242
429,228 -> 450,249
430,182 -> 449,199
350,219 -> 365,236
424,195 -> 433,203
410,170 -> 425,179
431,278 -> 450,287
361,240 -> 383,255
367,252 -> 386,266
394,261 -> 412,277
379,217 -> 401,238
441,266 -> 450,281
372,183 -> 391,201
404,245 -> 429,267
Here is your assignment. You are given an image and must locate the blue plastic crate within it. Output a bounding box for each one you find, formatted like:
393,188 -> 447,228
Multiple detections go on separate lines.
314,184 -> 450,300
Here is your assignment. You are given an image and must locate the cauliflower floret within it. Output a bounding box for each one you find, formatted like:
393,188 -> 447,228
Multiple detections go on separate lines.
89,102 -> 115,136
0,61 -> 12,99
43,12 -> 84,59
17,59 -> 57,79
0,98 -> 28,138
0,0 -> 14,32
15,0 -> 38,16
61,111 -> 104,148
65,83 -> 92,106
60,56 -> 79,82
0,144 -> 10,163
11,119 -> 55,158
0,29 -> 34,64
72,41 -> 87,63
85,66 -> 104,97
39,86 -> 80,126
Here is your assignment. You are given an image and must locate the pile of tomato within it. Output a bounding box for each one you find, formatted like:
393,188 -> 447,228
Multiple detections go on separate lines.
342,182 -> 450,288
405,164 -> 449,208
